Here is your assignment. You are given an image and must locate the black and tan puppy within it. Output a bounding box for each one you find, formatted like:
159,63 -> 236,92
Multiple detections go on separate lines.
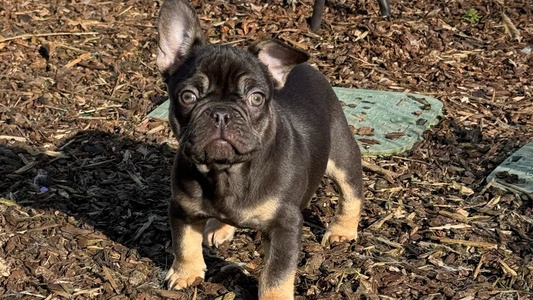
157,0 -> 364,298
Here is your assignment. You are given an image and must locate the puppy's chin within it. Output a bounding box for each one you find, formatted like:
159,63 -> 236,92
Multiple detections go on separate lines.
204,139 -> 237,162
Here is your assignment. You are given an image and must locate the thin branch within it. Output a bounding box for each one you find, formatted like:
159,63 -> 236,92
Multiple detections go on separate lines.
362,160 -> 401,182
0,32 -> 99,43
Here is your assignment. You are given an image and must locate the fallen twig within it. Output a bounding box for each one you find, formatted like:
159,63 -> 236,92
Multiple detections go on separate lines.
79,105 -> 123,115
0,32 -> 100,43
438,210 -> 468,223
362,160 -> 401,182
498,258 -> 518,277
472,253 -> 485,279
436,237 -> 498,249
429,224 -> 471,230
0,135 -> 27,142
65,52 -> 92,69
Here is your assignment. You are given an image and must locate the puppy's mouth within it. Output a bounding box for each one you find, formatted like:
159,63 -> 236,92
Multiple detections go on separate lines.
188,136 -> 256,165
210,138 -> 231,147
182,118 -> 262,165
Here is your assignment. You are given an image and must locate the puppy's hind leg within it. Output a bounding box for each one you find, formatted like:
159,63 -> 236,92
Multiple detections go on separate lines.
203,218 -> 236,247
321,119 -> 364,246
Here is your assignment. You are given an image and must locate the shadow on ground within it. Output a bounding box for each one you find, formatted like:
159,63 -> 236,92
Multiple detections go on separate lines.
0,130 -> 259,299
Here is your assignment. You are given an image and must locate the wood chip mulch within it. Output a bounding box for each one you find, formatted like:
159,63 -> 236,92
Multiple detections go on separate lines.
1,0 -> 532,299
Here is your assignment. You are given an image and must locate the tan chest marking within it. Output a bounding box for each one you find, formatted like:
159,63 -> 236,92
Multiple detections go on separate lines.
239,197 -> 280,225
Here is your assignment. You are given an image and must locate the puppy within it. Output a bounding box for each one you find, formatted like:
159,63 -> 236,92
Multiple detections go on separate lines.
156,0 -> 364,298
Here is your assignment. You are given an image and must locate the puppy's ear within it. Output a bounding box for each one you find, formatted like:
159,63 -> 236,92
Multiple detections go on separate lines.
248,39 -> 310,88
157,0 -> 204,77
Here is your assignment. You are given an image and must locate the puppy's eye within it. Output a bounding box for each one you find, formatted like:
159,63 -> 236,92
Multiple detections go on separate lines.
180,90 -> 197,104
248,92 -> 265,107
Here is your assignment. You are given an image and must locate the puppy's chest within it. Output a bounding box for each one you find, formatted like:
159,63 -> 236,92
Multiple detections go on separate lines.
214,194 -> 281,229
180,191 -> 280,229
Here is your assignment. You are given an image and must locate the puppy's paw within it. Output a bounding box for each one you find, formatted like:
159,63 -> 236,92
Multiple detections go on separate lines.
321,223 -> 358,246
203,218 -> 235,247
165,261 -> 206,290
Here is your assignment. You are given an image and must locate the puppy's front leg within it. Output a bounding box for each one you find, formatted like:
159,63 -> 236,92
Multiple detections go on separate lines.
166,201 -> 207,290
259,211 -> 302,300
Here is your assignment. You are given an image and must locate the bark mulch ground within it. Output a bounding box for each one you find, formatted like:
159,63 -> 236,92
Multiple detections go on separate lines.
1,0 -> 532,299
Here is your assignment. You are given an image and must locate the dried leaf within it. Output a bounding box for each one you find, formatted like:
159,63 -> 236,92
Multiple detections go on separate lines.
357,126 -> 374,136
385,132 -> 405,139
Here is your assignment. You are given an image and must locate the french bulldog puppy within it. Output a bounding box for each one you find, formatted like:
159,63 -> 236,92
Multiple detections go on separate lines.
156,0 -> 364,298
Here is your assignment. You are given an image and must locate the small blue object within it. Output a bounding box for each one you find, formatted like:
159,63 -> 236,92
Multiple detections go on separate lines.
40,187 -> 48,193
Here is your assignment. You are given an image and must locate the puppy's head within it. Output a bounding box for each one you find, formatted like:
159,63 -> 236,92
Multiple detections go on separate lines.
157,0 -> 309,166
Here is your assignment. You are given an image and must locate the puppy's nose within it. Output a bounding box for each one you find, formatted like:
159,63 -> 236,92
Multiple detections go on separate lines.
210,108 -> 231,128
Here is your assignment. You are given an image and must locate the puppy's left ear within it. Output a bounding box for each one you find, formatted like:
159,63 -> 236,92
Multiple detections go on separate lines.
248,39 -> 310,89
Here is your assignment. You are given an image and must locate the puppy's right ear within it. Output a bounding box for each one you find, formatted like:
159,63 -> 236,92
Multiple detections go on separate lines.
157,0 -> 204,77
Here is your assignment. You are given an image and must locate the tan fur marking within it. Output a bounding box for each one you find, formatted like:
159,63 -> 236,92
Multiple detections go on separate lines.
322,159 -> 362,245
241,197 -> 280,224
166,222 -> 206,290
176,195 -> 204,216
203,218 -> 236,247
259,270 -> 295,300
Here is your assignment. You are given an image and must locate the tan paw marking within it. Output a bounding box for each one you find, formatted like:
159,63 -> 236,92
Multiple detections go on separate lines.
323,160 -> 362,246
259,271 -> 295,300
203,218 -> 235,247
165,260 -> 206,290
321,222 -> 358,246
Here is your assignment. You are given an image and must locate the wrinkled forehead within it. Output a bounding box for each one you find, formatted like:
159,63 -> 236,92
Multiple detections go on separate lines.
190,45 -> 272,94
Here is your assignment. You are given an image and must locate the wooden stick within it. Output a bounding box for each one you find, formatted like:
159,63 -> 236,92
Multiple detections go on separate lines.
0,135 -> 27,142
362,160 -> 401,182
65,52 -> 91,69
498,258 -> 518,277
472,254 -> 485,279
437,237 -> 497,249
0,32 -> 99,43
